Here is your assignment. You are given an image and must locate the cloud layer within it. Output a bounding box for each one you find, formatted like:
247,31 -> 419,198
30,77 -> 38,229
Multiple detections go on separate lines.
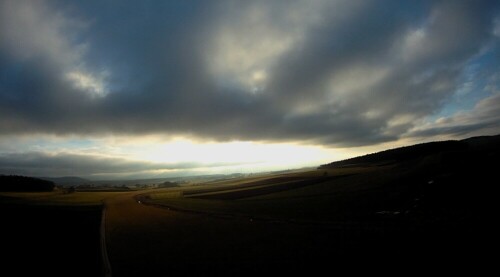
0,151 -> 247,178
1,0 -> 499,148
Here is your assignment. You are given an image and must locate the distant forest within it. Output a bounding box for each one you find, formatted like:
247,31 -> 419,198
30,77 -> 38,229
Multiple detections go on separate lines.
0,175 -> 55,192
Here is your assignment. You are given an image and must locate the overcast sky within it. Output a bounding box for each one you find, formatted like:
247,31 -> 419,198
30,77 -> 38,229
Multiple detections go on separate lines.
1,0 -> 499,179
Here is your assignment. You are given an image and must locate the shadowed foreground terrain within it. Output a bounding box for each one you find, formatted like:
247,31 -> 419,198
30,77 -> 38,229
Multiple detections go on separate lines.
0,202 -> 102,276
110,135 -> 498,275
1,135 -> 498,276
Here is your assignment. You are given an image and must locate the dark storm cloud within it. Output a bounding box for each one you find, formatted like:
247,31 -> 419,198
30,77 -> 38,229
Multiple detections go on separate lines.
1,0 -> 499,146
0,151 -> 246,177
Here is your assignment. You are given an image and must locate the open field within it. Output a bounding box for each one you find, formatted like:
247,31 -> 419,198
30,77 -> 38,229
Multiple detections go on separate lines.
1,135 -> 497,276
105,193 -> 367,276
108,158 -> 493,275
0,190 -> 133,206
142,165 -> 403,222
128,136 -> 497,274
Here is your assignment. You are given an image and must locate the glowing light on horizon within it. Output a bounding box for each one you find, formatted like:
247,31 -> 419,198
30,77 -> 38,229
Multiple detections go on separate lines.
131,139 -> 342,171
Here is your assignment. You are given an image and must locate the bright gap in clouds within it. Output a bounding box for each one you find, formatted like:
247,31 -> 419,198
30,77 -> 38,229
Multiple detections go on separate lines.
126,139 -> 345,174
0,135 -> 358,178
0,133 -> 448,179
66,70 -> 109,97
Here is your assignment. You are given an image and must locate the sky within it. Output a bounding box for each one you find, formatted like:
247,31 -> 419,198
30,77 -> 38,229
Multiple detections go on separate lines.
1,0 -> 499,179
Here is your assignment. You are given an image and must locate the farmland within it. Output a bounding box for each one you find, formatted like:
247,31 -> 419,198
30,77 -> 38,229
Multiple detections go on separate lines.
1,135 -> 497,276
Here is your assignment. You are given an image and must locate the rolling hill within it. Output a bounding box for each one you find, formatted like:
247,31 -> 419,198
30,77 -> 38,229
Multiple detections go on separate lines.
2,134 -> 498,275
319,134 -> 500,169
0,175 -> 55,192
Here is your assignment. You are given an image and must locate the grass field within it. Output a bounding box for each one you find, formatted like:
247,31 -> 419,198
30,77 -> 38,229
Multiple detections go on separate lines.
129,150 -> 494,275
143,166 -> 404,222
0,190 -> 132,206
1,135 -> 497,276
1,159 -> 492,276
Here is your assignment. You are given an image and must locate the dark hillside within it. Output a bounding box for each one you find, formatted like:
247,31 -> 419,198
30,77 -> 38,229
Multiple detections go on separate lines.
315,134 -> 499,265
0,175 -> 55,192
319,135 -> 500,169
